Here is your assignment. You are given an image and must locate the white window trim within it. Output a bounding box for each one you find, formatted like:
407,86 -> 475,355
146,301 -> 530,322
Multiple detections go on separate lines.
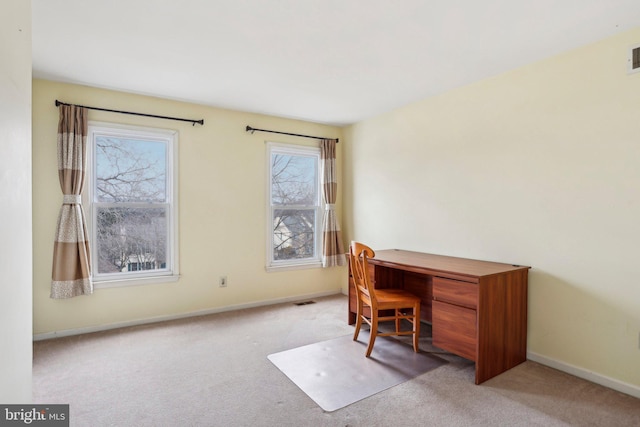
266,141 -> 323,272
86,121 -> 180,288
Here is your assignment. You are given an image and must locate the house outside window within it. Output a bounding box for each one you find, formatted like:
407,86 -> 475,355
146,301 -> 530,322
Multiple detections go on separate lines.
87,122 -> 179,287
267,142 -> 322,270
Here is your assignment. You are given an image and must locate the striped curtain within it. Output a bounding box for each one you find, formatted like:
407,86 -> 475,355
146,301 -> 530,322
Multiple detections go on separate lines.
320,139 -> 346,267
51,105 -> 93,298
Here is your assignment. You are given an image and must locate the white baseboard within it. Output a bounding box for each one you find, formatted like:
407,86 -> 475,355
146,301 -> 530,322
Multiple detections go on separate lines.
527,351 -> 640,399
33,289 -> 343,341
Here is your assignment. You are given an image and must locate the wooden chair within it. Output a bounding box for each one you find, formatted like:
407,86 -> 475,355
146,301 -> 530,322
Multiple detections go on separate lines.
349,241 -> 421,357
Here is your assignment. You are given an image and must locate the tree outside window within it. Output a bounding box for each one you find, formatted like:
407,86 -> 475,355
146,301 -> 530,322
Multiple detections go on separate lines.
267,143 -> 321,269
88,124 -> 178,285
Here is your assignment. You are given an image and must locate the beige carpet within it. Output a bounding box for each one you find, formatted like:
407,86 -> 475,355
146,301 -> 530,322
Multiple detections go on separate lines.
33,294 -> 640,426
268,331 -> 446,411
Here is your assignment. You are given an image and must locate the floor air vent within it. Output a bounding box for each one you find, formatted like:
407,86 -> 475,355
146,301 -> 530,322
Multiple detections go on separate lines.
294,300 -> 316,306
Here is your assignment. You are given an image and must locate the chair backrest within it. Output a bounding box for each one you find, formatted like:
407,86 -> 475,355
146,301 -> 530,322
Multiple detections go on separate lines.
349,241 -> 377,304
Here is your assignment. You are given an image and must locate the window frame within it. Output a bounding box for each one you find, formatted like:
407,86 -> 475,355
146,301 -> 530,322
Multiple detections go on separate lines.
266,141 -> 323,271
86,121 -> 180,288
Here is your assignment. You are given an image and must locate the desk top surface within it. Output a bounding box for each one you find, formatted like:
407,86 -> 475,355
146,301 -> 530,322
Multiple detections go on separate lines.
370,249 -> 530,278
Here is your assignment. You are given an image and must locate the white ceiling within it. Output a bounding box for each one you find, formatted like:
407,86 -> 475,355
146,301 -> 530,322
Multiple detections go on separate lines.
32,1 -> 640,126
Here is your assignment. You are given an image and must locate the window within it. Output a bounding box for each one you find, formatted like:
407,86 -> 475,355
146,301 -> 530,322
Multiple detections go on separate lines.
87,122 -> 178,287
629,43 -> 640,74
267,142 -> 322,270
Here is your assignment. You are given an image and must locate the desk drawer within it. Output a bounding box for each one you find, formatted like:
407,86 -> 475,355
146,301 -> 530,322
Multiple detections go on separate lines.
432,300 -> 477,361
433,277 -> 477,309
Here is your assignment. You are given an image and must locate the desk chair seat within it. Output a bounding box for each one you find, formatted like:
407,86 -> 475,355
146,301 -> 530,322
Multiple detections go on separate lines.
349,241 -> 421,357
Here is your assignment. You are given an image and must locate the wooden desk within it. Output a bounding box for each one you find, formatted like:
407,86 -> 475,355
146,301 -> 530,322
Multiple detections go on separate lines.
348,249 -> 530,384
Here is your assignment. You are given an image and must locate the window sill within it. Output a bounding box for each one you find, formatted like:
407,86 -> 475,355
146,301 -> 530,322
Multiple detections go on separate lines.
266,261 -> 322,273
93,274 -> 181,289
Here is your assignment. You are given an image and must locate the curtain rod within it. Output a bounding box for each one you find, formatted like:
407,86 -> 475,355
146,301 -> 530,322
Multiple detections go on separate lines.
54,100 -> 204,126
245,125 -> 338,143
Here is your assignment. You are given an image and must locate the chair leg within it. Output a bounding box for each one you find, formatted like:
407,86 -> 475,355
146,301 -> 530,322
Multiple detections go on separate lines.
353,315 -> 363,341
353,302 -> 363,341
395,309 -> 401,333
366,315 -> 378,357
412,302 -> 420,353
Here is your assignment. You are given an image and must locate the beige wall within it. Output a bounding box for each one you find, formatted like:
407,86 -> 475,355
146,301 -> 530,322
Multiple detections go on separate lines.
343,28 -> 640,392
0,0 -> 32,403
32,80 -> 347,336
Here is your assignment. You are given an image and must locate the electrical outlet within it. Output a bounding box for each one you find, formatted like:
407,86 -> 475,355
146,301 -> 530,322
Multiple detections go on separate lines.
219,276 -> 227,287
